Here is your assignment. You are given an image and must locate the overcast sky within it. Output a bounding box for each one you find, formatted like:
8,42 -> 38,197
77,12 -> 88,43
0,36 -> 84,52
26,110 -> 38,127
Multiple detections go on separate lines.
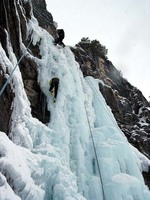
46,0 -> 150,100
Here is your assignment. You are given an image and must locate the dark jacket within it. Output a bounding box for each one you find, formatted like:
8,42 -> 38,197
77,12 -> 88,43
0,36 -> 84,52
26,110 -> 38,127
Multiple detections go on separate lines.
54,29 -> 65,47
57,29 -> 65,39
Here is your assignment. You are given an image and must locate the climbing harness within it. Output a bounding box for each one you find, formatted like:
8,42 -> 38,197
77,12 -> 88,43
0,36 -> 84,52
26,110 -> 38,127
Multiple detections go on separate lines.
0,39 -> 32,97
80,78 -> 106,200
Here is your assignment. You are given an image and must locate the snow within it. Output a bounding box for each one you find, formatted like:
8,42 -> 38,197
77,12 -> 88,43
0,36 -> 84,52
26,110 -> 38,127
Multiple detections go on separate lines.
0,173 -> 21,200
0,10 -> 150,200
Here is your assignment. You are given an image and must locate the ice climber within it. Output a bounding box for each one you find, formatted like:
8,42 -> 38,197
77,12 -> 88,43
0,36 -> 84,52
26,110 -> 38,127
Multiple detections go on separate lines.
54,29 -> 65,47
49,77 -> 60,102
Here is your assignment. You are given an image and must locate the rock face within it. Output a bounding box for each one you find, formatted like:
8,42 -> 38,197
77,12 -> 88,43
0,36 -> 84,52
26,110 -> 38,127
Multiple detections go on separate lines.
0,0 -> 150,188
31,0 -> 57,37
0,65 -> 14,134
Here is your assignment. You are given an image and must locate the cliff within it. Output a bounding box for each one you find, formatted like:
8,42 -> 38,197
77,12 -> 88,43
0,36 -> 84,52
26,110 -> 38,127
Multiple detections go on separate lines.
0,0 -> 150,194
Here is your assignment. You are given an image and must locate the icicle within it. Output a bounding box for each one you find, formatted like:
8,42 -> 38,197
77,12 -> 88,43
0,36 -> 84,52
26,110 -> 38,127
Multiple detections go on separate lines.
92,158 -> 96,175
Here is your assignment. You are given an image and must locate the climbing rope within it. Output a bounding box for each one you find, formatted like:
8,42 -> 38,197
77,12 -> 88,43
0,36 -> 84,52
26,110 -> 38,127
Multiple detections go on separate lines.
0,39 -> 32,97
87,78 -> 117,124
80,78 -> 106,200
85,104 -> 106,200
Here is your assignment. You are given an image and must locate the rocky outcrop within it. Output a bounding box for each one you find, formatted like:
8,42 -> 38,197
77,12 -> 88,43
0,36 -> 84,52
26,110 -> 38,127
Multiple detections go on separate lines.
31,0 -> 57,37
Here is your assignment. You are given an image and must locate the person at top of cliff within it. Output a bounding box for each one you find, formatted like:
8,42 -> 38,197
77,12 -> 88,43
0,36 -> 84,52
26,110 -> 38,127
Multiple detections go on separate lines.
54,29 -> 65,47
49,77 -> 60,103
